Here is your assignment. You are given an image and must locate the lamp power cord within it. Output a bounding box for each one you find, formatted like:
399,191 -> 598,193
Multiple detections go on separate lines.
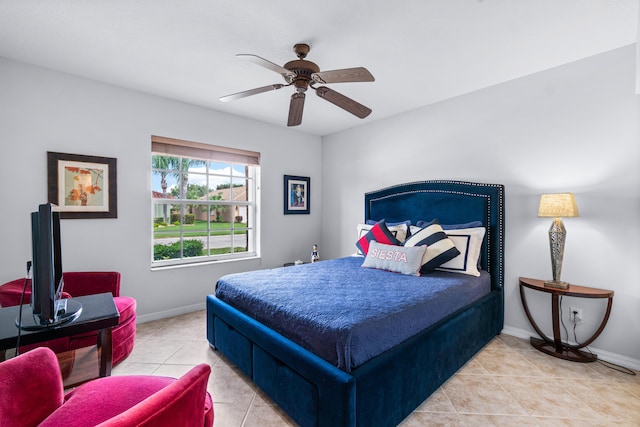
559,295 -> 635,376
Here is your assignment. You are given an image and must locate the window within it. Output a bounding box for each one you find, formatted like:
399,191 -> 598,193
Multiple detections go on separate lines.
151,136 -> 260,266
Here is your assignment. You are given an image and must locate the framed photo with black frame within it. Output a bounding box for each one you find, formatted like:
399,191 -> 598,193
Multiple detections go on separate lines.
284,175 -> 310,215
47,151 -> 118,219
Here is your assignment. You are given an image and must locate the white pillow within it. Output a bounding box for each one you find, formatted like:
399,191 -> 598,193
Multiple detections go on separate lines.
362,241 -> 426,276
436,227 -> 486,277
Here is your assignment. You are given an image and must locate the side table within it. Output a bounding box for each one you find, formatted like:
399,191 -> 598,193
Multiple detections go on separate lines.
519,277 -> 613,363
0,292 -> 120,386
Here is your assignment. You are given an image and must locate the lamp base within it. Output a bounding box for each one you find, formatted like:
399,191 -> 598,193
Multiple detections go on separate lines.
544,280 -> 570,289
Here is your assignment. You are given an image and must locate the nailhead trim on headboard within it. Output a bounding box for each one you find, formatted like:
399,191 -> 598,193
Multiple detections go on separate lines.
365,180 -> 504,289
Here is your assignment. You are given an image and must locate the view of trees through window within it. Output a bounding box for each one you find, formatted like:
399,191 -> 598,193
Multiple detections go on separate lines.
151,151 -> 257,265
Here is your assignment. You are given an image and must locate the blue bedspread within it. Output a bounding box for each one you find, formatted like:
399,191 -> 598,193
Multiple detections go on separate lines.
215,256 -> 491,372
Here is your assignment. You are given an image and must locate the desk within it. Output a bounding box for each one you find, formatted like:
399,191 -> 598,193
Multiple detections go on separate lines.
519,277 -> 614,363
0,293 -> 119,385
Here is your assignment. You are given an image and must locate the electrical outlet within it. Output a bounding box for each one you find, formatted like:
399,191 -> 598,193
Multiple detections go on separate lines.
570,307 -> 584,324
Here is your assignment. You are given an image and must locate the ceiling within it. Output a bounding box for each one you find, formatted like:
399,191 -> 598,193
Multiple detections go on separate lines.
0,1 -> 637,136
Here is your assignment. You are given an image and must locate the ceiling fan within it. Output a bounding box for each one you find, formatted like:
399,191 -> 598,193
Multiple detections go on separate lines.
220,43 -> 375,127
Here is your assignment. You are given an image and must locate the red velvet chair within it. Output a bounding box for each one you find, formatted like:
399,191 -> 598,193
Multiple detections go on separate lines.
0,272 -> 136,366
0,347 -> 213,427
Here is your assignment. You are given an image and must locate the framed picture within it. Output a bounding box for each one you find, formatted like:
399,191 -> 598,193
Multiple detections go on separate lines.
284,175 -> 310,215
47,152 -> 117,219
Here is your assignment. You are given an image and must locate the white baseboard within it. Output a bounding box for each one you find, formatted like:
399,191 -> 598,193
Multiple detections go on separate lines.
136,302 -> 206,324
501,326 -> 640,371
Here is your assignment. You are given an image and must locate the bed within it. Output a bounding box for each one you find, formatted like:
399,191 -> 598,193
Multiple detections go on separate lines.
206,180 -> 504,427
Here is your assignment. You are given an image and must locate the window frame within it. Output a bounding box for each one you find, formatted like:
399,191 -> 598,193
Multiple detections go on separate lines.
151,136 -> 260,267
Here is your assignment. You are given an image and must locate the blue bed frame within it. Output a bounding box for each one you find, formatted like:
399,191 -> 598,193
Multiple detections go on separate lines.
207,180 -> 504,426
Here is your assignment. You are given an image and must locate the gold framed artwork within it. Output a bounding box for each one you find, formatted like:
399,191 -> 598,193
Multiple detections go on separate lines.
47,152 -> 117,219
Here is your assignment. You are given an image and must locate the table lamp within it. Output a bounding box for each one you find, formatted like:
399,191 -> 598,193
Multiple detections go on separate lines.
538,193 -> 579,289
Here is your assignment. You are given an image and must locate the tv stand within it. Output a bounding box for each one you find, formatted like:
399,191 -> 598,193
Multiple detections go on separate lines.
0,293 -> 119,387
16,299 -> 83,331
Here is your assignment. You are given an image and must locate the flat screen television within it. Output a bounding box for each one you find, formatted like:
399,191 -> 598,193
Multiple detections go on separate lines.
19,203 -> 82,330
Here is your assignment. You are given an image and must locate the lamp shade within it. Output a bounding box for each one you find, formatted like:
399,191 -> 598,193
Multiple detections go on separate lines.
538,193 -> 580,218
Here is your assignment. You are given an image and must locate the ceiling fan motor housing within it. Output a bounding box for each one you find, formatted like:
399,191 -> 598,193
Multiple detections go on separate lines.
284,59 -> 320,92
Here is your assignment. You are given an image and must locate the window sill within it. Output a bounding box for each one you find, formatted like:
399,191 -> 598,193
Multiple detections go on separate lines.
150,254 -> 261,271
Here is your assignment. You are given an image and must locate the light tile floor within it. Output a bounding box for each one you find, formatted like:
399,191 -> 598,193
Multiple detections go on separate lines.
113,310 -> 640,426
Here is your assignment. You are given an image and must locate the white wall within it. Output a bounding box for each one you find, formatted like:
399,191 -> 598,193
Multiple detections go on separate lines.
322,45 -> 640,366
0,58 -> 322,321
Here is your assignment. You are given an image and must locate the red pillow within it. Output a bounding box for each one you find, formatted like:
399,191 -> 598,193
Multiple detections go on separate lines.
355,220 -> 401,255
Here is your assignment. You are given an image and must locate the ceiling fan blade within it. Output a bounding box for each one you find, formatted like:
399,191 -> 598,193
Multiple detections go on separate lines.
237,54 -> 296,80
312,67 -> 375,84
287,93 -> 305,126
315,86 -> 372,119
219,84 -> 285,102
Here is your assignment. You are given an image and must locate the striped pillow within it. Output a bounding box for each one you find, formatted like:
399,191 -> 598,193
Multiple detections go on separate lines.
355,220 -> 401,255
403,223 -> 460,273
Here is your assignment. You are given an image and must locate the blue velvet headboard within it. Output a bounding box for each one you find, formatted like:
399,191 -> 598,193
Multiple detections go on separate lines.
364,180 -> 505,291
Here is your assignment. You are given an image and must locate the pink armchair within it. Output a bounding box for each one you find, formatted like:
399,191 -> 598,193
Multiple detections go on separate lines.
0,347 -> 213,427
0,272 -> 136,366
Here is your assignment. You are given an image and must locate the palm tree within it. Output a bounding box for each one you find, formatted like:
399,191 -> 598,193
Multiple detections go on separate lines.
153,156 -> 207,221
178,158 -> 205,198
152,155 -> 175,222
